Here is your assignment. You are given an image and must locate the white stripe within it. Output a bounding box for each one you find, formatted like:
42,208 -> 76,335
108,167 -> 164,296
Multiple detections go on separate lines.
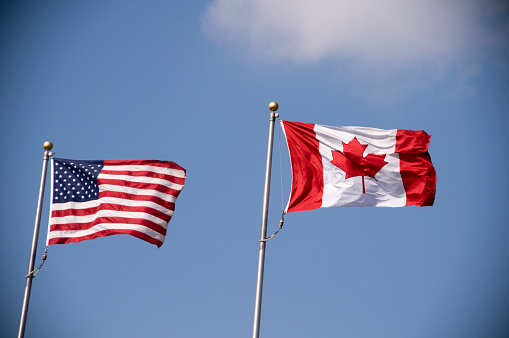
50,209 -> 169,229
50,197 -> 174,214
99,184 -> 178,202
98,173 -> 184,191
103,164 -> 185,178
47,223 -> 165,243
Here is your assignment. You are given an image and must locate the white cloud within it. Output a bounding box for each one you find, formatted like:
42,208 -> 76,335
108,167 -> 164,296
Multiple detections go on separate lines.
202,0 -> 508,69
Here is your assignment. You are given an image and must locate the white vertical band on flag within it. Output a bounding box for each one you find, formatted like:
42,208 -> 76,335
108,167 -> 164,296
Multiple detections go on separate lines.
314,124 -> 406,208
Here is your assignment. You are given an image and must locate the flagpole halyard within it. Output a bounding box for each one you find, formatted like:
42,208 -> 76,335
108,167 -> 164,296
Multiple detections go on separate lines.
252,102 -> 278,338
18,141 -> 53,338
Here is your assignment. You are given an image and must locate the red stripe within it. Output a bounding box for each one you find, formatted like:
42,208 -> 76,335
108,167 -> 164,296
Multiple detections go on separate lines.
50,216 -> 168,235
52,203 -> 172,223
100,190 -> 175,210
48,229 -> 164,248
100,169 -> 186,185
395,129 -> 431,153
104,159 -> 186,172
282,121 -> 324,212
98,178 -> 182,197
396,130 -> 436,206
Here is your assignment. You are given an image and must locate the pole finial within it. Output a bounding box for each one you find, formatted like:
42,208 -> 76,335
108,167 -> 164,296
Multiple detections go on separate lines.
43,141 -> 53,151
268,101 -> 279,111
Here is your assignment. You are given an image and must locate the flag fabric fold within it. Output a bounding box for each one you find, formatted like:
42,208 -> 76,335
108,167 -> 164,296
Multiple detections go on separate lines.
47,158 -> 186,247
280,120 -> 436,213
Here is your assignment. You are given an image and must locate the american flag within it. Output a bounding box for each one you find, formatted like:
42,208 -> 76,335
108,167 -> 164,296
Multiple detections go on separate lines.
47,158 -> 186,247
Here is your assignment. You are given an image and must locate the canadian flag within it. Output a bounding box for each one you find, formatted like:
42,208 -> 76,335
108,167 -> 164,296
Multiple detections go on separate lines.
280,120 -> 436,213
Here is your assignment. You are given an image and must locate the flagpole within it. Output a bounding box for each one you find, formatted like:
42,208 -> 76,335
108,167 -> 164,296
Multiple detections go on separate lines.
18,141 -> 53,338
253,102 -> 279,338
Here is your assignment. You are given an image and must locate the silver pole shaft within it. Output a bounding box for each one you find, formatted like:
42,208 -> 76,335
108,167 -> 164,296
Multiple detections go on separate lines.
253,108 -> 278,338
18,147 -> 51,338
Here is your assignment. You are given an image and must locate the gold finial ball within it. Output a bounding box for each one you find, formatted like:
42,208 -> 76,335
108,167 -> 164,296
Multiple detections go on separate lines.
43,141 -> 53,150
269,101 -> 279,111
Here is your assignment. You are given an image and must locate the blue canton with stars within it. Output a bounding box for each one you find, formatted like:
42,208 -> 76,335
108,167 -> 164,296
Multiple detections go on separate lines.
53,158 -> 105,203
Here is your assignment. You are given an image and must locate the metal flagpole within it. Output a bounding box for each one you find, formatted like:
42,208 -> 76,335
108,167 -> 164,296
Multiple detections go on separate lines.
252,102 -> 279,338
18,141 -> 53,338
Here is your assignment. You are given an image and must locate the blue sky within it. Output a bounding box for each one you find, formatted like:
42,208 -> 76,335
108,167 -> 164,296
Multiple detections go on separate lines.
1,1 -> 508,337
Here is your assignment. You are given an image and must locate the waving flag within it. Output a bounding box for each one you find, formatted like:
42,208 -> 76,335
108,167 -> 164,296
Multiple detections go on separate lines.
47,158 -> 186,247
280,120 -> 436,212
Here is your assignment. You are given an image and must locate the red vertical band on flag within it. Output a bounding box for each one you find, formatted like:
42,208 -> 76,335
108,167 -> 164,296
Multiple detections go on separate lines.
282,121 -> 324,212
396,130 -> 436,206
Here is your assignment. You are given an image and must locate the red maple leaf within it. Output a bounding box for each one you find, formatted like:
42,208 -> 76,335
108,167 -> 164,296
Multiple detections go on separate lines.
331,137 -> 388,193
